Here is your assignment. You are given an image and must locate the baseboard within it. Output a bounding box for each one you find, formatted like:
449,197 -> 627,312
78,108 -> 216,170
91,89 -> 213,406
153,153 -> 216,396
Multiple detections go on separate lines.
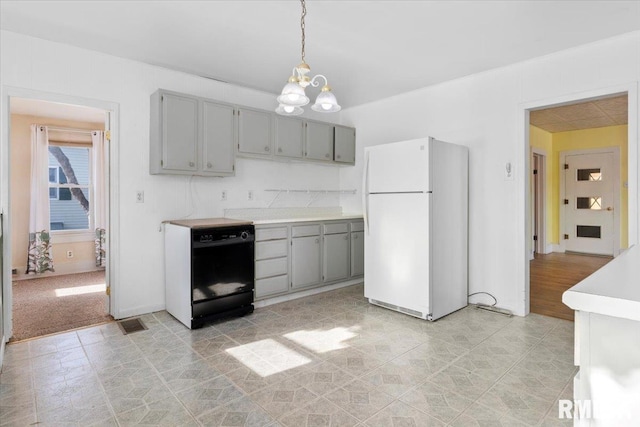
12,262 -> 103,281
114,303 -> 165,320
551,244 -> 565,253
0,336 -> 5,368
545,244 -> 554,254
254,279 -> 363,309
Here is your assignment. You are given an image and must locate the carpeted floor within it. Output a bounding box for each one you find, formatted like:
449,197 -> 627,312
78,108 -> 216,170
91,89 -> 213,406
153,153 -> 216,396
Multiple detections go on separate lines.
11,270 -> 113,342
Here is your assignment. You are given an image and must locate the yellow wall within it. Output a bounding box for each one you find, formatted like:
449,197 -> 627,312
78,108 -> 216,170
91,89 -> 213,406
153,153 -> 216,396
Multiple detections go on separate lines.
529,124 -> 628,250
10,114 -> 104,273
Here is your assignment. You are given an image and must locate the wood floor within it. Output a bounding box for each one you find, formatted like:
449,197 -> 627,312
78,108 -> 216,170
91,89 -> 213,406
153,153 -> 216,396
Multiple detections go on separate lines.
530,252 -> 612,321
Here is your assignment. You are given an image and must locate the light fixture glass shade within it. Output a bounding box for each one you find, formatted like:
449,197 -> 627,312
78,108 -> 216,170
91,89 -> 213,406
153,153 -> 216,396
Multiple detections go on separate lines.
277,82 -> 309,106
311,89 -> 341,113
275,104 -> 304,116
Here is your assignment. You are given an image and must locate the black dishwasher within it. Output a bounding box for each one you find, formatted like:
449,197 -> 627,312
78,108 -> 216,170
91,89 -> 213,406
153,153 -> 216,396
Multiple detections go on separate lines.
191,225 -> 255,328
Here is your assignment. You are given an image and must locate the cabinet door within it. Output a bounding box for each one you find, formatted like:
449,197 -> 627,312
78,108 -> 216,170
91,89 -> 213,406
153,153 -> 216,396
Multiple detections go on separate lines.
334,126 -> 355,164
350,231 -> 364,277
202,101 -> 235,175
275,116 -> 304,159
238,108 -> 272,156
323,233 -> 349,282
305,121 -> 334,161
162,93 -> 198,171
291,236 -> 321,289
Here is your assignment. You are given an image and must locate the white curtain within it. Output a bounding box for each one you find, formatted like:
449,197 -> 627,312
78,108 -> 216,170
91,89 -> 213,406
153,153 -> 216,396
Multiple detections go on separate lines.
92,130 -> 107,267
27,125 -> 54,273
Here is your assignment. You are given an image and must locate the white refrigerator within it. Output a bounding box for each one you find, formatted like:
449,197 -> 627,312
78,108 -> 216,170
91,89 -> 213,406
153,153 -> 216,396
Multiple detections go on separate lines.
363,137 -> 468,321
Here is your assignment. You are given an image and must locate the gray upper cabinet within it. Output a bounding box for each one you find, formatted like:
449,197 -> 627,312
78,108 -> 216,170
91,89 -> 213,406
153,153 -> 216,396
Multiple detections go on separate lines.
150,90 -> 235,176
334,125 -> 356,164
305,121 -> 334,161
238,108 -> 272,156
202,101 -> 235,175
151,91 -> 198,173
275,117 -> 304,159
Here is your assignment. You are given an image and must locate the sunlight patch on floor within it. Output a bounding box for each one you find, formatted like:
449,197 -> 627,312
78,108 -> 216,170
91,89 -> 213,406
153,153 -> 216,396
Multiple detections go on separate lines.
283,326 -> 359,354
55,283 -> 106,297
226,338 -> 311,377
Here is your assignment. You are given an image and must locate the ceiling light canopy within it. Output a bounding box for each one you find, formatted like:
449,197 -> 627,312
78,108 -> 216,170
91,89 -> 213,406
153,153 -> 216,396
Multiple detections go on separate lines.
276,0 -> 341,116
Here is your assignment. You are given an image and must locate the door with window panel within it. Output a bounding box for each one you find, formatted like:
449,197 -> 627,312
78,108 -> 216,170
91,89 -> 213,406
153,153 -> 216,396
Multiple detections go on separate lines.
564,152 -> 615,255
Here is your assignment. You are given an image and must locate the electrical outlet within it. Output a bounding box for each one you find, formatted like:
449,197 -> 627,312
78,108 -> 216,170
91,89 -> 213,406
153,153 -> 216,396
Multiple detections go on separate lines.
248,190 -> 253,201
505,162 -> 514,180
66,250 -> 74,258
136,190 -> 144,203
221,190 -> 227,201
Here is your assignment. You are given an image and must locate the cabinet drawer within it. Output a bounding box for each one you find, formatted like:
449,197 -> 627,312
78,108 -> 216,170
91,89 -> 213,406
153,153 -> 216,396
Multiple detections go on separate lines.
350,221 -> 364,232
291,224 -> 321,237
256,240 -> 288,260
255,275 -> 289,299
323,223 -> 349,235
256,227 -> 288,241
256,257 -> 288,279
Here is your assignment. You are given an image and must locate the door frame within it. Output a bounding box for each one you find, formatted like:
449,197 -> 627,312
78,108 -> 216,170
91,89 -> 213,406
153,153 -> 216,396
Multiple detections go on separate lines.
531,148 -> 547,256
0,87 -> 120,343
518,82 -> 638,317
559,147 -> 621,256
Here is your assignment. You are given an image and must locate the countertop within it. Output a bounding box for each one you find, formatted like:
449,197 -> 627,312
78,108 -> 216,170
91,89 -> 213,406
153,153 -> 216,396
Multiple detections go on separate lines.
246,214 -> 364,225
166,217 -> 253,229
562,244 -> 640,322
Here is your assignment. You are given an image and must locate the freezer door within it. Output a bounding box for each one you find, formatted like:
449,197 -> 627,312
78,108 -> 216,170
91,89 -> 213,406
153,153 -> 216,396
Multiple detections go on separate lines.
365,139 -> 430,193
364,193 -> 430,317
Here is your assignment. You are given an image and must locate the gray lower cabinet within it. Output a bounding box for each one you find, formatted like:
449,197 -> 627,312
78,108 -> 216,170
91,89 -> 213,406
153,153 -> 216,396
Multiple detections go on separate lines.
291,235 -> 322,289
305,121 -> 334,161
238,107 -> 272,156
324,233 -> 350,282
350,231 -> 364,277
254,226 -> 289,299
254,220 -> 363,301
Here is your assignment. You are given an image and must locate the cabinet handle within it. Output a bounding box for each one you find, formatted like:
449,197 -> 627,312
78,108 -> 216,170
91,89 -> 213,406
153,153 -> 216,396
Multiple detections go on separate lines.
315,238 -> 319,244
265,146 -> 270,152
278,147 -> 282,153
207,162 -> 212,168
189,161 -> 195,167
325,153 -> 330,158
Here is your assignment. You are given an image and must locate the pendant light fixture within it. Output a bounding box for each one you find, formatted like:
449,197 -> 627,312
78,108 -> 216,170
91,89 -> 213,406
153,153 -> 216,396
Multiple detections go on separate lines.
276,0 -> 341,116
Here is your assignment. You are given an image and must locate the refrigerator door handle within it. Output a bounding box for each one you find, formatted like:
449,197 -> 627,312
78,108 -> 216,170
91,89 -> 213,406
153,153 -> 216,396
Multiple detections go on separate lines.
363,151 -> 370,235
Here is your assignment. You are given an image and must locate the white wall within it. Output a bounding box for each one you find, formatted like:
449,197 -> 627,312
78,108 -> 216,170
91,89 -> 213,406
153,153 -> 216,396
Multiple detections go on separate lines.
339,31 -> 640,315
0,30 -> 343,320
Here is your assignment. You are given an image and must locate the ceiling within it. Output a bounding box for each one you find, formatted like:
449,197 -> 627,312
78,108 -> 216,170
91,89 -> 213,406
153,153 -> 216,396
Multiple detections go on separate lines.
1,1 -> 639,109
530,95 -> 628,133
11,98 -> 106,123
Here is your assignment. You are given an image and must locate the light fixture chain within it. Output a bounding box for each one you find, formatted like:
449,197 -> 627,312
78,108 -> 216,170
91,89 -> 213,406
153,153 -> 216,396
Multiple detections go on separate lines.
300,0 -> 306,62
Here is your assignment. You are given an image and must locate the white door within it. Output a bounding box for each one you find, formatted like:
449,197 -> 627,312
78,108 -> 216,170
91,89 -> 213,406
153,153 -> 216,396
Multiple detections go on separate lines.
564,151 -> 617,255
364,193 -> 430,317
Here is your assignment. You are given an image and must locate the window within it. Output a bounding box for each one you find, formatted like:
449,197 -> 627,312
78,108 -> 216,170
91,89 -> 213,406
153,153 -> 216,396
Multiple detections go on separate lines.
48,144 -> 92,231
48,166 -> 59,200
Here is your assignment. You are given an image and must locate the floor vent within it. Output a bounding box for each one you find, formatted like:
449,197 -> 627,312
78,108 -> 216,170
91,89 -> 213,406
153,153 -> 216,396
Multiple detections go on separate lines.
117,318 -> 147,335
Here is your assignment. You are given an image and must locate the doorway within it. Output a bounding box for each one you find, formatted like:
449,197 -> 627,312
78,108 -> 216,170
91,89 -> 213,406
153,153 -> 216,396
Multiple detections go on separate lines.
7,97 -> 112,341
525,91 -> 631,320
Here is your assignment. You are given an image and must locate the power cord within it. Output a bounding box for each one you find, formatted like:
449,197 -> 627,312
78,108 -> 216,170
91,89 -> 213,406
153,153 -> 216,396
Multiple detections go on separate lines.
468,291 -> 497,306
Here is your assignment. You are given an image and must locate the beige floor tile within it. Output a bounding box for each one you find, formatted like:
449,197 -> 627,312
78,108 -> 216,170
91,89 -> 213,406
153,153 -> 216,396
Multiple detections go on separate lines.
364,400 -> 446,427
450,402 -> 531,427
175,375 -> 245,418
197,394 -> 277,426
399,381 -> 474,423
289,361 -> 356,396
325,379 -> 395,422
476,382 -> 556,425
250,376 -> 318,418
279,397 -> 359,427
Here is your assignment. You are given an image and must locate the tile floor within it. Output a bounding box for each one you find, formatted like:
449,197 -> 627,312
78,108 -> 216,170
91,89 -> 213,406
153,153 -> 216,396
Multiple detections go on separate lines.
0,284 -> 575,426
